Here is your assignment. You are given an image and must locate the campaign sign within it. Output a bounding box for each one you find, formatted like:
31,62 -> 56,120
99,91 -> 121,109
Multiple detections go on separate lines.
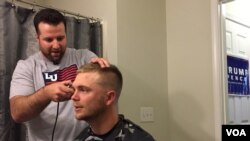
227,55 -> 249,95
222,125 -> 250,141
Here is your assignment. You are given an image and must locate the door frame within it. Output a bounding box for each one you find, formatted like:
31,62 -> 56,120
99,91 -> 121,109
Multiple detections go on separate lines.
211,0 -> 228,140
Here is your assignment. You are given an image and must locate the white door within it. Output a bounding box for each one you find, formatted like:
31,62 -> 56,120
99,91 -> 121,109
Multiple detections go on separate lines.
225,18 -> 250,124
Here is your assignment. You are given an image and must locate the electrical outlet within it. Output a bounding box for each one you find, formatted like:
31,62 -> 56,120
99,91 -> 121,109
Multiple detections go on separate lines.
140,107 -> 154,122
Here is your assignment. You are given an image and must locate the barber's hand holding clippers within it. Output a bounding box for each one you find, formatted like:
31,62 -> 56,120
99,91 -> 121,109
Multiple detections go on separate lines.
43,80 -> 75,102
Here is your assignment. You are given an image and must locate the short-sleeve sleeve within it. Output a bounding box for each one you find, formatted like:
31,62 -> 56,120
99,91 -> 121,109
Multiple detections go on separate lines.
9,60 -> 34,99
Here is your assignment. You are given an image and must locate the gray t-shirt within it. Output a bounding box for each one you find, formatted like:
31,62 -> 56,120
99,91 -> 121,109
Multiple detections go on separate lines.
10,48 -> 96,141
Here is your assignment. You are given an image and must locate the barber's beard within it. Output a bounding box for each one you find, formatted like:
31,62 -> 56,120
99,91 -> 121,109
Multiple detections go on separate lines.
52,59 -> 60,65
41,51 -> 63,65
48,54 -> 61,65
50,50 -> 65,65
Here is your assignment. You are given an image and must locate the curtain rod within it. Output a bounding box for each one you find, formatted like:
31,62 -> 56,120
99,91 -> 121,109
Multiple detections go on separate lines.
10,0 -> 101,22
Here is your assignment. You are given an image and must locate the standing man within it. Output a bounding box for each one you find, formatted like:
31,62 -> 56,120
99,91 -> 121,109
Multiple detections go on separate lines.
9,8 -> 109,141
71,63 -> 155,141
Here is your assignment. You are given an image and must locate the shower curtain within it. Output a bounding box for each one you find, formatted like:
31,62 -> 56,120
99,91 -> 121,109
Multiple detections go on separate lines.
0,1 -> 102,141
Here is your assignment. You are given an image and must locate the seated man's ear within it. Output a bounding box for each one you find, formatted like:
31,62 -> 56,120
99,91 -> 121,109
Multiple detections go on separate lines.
105,90 -> 116,106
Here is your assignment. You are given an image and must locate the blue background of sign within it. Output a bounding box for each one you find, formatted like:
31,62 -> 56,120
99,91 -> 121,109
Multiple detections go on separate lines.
227,55 -> 249,95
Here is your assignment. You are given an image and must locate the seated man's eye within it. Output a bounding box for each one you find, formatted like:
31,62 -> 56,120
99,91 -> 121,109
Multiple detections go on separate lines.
79,87 -> 90,93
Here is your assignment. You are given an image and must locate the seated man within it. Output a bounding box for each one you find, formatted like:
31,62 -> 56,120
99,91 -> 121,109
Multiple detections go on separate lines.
71,63 -> 156,141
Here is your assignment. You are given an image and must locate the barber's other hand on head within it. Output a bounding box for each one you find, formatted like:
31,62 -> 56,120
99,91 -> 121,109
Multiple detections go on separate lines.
43,80 -> 75,102
90,57 -> 110,67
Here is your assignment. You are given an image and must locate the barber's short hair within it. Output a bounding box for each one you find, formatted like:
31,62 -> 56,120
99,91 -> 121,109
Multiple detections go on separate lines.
34,8 -> 66,34
77,63 -> 123,97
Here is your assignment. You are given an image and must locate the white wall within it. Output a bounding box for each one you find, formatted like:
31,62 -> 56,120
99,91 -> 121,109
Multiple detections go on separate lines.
166,0 -> 217,141
117,0 -> 168,140
22,0 -> 220,141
